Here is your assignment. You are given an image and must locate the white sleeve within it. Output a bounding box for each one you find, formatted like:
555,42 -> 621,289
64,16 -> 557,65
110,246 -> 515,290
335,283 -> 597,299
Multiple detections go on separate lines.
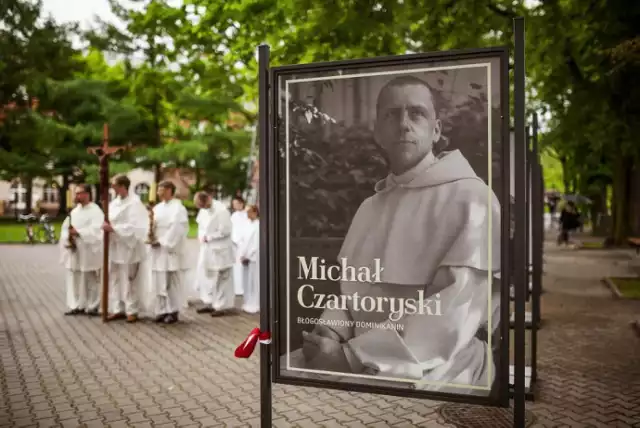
347,266 -> 490,376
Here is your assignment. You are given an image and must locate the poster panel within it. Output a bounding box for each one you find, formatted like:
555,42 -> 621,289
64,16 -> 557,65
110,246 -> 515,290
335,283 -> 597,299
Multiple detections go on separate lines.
271,49 -> 509,406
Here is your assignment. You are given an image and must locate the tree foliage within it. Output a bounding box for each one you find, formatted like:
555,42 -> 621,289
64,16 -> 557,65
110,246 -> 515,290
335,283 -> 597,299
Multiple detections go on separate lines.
2,0 -> 639,241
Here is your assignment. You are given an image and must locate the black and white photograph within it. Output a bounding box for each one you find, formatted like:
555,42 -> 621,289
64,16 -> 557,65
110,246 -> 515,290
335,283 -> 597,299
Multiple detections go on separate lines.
272,53 -> 508,404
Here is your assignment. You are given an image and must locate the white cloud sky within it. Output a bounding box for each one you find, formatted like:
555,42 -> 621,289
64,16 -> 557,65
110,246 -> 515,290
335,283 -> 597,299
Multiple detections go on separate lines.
41,0 -> 122,29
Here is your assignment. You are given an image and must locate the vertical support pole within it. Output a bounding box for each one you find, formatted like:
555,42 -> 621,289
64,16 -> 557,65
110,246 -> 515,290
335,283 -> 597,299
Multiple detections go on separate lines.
525,126 -> 531,303
500,52 -> 512,409
531,113 -> 541,385
513,16 -> 527,428
258,43 -> 272,428
101,124 -> 110,323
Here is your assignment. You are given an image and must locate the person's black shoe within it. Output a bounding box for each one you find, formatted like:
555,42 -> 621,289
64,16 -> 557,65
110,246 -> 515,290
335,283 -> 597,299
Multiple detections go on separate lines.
154,314 -> 166,323
86,309 -> 100,317
196,306 -> 213,314
64,308 -> 82,316
163,313 -> 178,324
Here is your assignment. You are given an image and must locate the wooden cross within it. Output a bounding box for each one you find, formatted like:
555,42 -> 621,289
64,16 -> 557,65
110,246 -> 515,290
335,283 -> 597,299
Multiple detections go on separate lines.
87,123 -> 132,322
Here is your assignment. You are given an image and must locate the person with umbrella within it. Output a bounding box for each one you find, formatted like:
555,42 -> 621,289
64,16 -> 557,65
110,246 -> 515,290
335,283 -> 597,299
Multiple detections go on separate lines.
558,200 -> 581,246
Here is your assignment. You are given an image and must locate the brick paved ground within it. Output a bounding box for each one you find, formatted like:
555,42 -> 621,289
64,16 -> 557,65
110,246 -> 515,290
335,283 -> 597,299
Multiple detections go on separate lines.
0,240 -> 639,428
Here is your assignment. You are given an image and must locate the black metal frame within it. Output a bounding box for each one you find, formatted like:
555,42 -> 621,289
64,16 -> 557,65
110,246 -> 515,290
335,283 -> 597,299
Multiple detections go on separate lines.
530,113 -> 543,388
509,119 -> 542,402
258,16 -> 529,428
512,16 -> 528,428
258,44 -> 273,425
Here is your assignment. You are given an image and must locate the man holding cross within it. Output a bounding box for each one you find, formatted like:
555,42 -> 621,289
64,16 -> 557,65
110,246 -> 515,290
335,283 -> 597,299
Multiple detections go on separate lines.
102,174 -> 149,323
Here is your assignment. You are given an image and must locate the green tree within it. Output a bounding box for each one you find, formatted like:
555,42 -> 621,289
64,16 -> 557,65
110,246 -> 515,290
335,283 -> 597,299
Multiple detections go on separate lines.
0,0 -> 82,211
528,0 -> 640,243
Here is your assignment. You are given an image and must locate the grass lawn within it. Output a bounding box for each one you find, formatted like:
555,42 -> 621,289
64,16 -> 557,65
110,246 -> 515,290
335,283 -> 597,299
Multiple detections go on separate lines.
579,241 -> 605,249
609,277 -> 640,299
0,219 -> 199,243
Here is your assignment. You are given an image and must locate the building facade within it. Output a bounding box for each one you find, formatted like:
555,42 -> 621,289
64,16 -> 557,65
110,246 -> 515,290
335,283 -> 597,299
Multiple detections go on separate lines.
0,167 -> 198,217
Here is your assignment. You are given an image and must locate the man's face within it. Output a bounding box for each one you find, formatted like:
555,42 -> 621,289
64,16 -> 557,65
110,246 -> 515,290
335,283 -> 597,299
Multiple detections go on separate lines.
111,183 -> 126,197
232,199 -> 244,212
194,195 -> 210,209
158,186 -> 171,201
75,188 -> 89,204
374,83 -> 441,175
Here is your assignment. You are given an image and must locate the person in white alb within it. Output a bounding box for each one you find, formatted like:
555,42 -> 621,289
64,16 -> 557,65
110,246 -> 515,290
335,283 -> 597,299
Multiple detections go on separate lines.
193,192 -> 236,316
231,197 -> 250,296
102,174 -> 149,323
148,181 -> 189,324
191,200 -> 215,306
297,75 -> 501,395
238,205 -> 260,313
60,183 -> 105,316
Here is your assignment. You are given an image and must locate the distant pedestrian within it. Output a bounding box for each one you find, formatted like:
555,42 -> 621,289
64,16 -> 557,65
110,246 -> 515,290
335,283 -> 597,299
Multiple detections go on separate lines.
558,201 -> 581,246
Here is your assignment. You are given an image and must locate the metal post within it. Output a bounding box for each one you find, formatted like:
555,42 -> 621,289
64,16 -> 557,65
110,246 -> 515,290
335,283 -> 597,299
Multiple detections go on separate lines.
513,16 -> 527,428
531,113 -> 541,385
525,126 -> 531,304
100,155 -> 110,322
258,43 -> 272,428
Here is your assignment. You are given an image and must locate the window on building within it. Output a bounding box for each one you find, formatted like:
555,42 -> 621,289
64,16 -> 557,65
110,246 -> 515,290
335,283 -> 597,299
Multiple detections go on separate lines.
135,183 -> 150,202
42,185 -> 59,203
9,182 -> 27,210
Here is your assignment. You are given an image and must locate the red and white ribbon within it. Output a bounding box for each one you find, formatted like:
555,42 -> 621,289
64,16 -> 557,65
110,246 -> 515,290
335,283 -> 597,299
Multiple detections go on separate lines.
234,327 -> 271,358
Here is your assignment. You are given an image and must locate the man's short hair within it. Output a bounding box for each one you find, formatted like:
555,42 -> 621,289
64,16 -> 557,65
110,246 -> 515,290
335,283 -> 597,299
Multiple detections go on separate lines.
159,180 -> 176,195
376,75 -> 438,115
233,196 -> 245,206
196,191 -> 210,205
76,183 -> 91,194
112,174 -> 130,189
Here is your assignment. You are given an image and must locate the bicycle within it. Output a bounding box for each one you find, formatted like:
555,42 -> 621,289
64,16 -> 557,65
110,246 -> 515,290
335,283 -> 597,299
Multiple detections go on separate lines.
18,213 -> 58,244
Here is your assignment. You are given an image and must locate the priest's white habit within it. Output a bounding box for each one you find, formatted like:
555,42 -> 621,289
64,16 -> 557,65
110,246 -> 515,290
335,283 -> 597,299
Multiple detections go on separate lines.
294,150 -> 501,395
106,193 -> 149,321
231,208 -> 250,295
200,199 -> 236,314
59,202 -> 105,315
191,208 -> 215,304
149,198 -> 189,323
238,218 -> 259,313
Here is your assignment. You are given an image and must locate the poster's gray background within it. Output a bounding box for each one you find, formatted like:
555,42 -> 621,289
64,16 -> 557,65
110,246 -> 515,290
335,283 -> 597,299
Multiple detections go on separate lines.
275,57 -> 503,394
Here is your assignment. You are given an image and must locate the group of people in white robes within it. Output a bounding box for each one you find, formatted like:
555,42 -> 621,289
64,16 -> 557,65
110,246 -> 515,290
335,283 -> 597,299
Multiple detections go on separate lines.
59,175 -> 260,325
192,195 -> 260,315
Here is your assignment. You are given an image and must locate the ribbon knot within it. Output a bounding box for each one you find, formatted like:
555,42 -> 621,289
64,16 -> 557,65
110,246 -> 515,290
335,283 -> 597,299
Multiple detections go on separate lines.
234,327 -> 271,358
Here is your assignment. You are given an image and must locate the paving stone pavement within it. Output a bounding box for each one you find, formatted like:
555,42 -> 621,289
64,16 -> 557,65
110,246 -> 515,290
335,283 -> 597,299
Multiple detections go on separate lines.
0,241 -> 639,428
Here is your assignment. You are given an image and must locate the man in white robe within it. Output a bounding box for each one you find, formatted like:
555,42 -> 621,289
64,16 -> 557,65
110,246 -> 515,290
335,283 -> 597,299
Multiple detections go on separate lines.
102,174 -> 149,323
59,183 -> 104,316
238,205 -> 260,313
191,204 -> 214,304
296,75 -> 501,395
193,192 -> 236,316
148,181 -> 189,324
231,197 -> 250,296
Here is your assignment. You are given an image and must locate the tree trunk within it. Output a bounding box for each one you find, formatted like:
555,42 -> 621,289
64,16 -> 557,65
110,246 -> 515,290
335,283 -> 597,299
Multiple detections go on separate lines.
154,164 -> 162,185
194,165 -> 201,190
560,156 -> 570,194
627,165 -> 640,237
589,186 -> 607,236
611,155 -> 631,245
59,175 -> 70,216
25,176 -> 33,214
